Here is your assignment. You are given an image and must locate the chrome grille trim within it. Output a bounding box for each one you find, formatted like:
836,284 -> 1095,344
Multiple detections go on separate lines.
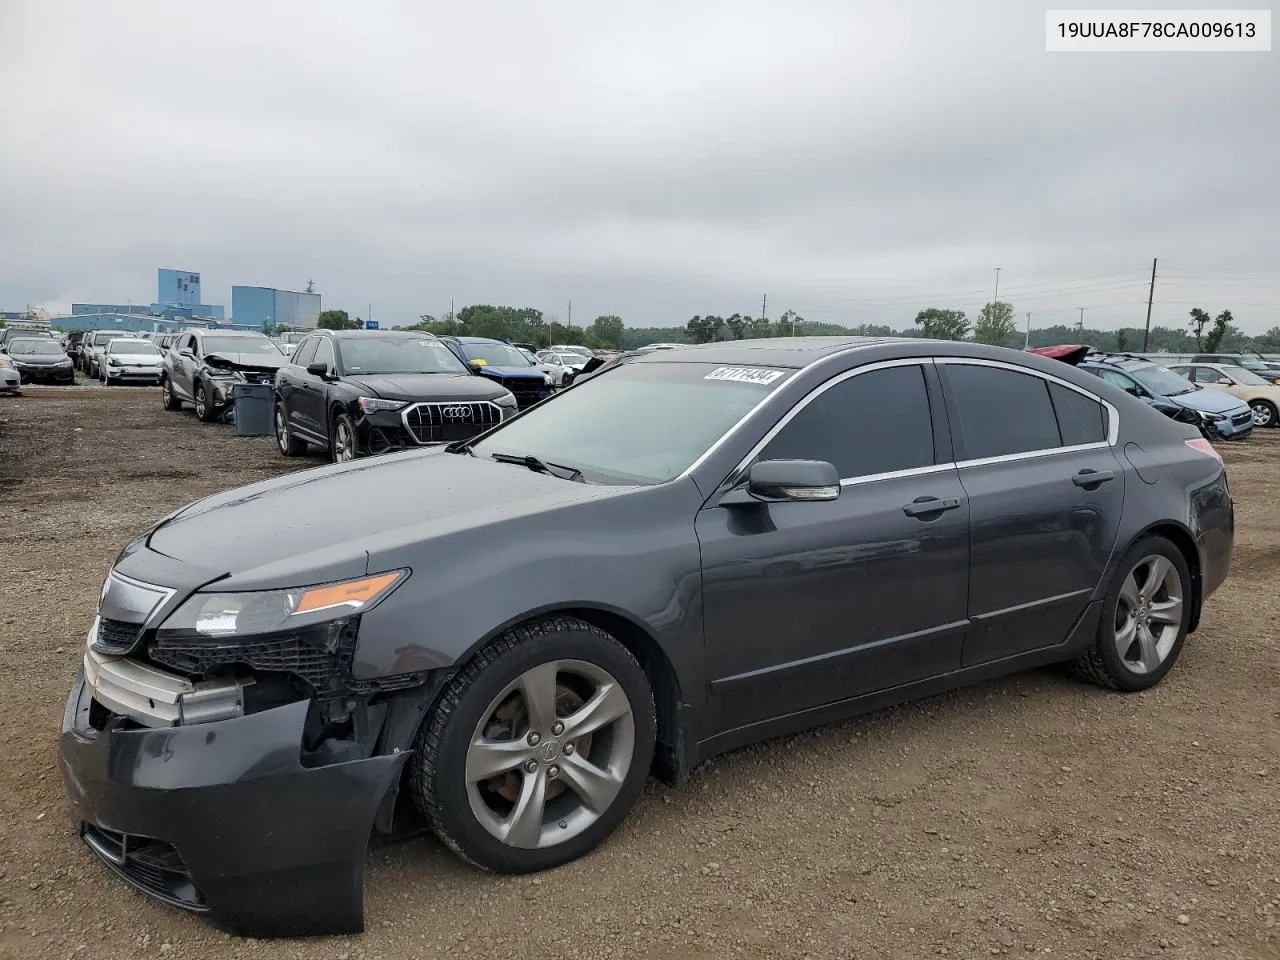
401,400 -> 504,444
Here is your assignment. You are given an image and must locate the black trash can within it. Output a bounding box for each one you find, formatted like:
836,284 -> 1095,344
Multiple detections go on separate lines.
232,383 -> 274,437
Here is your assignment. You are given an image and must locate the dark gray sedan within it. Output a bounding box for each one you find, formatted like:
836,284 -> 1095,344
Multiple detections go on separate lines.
59,337 -> 1234,937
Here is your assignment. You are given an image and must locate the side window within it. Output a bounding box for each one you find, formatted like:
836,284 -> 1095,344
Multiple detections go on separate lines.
1095,368 -> 1139,395
760,364 -> 934,478
1191,366 -> 1224,384
945,364 -> 1061,460
293,337 -> 318,368
1048,382 -> 1107,446
312,338 -> 334,371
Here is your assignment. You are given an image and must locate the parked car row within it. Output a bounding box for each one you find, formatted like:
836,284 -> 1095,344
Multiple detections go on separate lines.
149,327 -> 573,462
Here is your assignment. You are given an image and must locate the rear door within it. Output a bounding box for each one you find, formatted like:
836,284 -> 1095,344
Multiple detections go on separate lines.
937,359 -> 1125,666
171,334 -> 198,399
277,336 -> 320,439
697,360 -> 971,731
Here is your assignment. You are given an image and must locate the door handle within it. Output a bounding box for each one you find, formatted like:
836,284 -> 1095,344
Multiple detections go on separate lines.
902,496 -> 962,518
1072,469 -> 1116,488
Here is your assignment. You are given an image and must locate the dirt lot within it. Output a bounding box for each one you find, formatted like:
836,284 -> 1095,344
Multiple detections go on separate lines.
1,383 -> 1278,960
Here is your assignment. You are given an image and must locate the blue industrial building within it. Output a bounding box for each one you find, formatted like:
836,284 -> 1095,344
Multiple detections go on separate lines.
231,286 -> 321,331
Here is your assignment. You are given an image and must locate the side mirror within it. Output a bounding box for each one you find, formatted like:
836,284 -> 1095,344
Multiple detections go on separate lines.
306,361 -> 330,378
468,361 -> 486,374
179,349 -> 194,358
1215,378 -> 1233,386
722,459 -> 841,505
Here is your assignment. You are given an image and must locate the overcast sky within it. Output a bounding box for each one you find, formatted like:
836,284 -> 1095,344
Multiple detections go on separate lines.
1,0 -> 1276,332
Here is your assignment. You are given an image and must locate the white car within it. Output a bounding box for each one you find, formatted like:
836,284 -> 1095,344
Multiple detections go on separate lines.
536,350 -> 590,386
81,330 -> 137,378
1167,362 -> 1280,428
99,337 -> 164,386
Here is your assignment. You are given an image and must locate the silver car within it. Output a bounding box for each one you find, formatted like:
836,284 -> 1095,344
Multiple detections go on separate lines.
98,337 -> 164,386
0,353 -> 20,394
536,350 -> 590,386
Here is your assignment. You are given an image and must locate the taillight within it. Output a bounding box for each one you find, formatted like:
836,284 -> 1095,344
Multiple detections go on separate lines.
1185,438 -> 1222,463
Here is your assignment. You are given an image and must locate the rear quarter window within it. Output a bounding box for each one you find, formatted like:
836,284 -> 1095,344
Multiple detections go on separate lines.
1048,382 -> 1107,446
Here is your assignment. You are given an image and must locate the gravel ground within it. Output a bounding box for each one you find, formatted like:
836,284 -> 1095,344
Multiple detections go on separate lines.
1,384 -> 1278,960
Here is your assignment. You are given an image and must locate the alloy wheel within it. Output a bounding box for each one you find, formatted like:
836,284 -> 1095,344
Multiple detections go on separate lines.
334,419 -> 355,462
1252,402 -> 1274,427
195,386 -> 207,419
465,659 -> 635,849
276,408 -> 290,454
1113,555 -> 1183,674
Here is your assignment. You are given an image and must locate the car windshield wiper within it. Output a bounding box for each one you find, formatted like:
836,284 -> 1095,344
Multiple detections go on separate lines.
488,451 -> 584,482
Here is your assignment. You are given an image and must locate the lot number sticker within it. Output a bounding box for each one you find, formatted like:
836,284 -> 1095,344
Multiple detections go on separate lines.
704,366 -> 786,385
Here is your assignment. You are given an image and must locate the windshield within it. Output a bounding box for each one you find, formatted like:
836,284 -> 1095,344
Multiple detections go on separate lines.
203,336 -> 282,356
108,340 -> 159,355
1223,365 -> 1271,386
469,361 -> 792,484
462,342 -> 535,367
340,337 -> 467,375
1130,364 -> 1197,397
94,333 -> 129,345
11,340 -> 63,356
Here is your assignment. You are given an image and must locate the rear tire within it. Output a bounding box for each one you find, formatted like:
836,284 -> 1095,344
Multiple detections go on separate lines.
1251,399 -> 1278,428
161,377 -> 183,411
411,618 -> 656,874
276,402 -> 307,456
1069,536 -> 1192,692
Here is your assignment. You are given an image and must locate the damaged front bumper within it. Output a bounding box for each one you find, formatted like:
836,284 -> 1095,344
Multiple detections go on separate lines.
59,668 -> 407,937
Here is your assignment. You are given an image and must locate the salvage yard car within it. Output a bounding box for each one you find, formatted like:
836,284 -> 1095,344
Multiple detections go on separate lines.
274,329 -> 518,462
1166,362 -> 1280,429
60,337 -> 1234,938
79,329 -> 139,378
161,329 -> 286,422
438,335 -> 554,409
0,353 -> 20,394
98,337 -> 164,386
5,336 -> 75,384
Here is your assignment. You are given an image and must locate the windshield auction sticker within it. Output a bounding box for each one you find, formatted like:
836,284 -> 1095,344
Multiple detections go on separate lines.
704,366 -> 787,385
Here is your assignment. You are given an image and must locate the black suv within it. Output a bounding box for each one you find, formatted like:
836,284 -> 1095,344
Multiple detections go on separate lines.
274,329 -> 518,461
161,329 -> 288,421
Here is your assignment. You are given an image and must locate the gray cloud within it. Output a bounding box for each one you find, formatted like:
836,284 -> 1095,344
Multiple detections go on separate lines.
1,0 -> 1277,333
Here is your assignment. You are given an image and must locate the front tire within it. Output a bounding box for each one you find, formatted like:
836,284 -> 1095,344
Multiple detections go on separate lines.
1069,537 -> 1192,692
1251,399 -> 1278,428
330,411 -> 357,463
411,618 -> 656,874
194,380 -> 216,422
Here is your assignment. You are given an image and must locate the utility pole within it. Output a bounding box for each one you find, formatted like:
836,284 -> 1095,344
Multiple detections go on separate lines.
1024,312 -> 1031,349
567,300 -> 572,329
450,297 -> 454,325
993,267 -> 1002,303
1142,257 -> 1157,351
760,293 -> 767,323
1077,306 -> 1086,334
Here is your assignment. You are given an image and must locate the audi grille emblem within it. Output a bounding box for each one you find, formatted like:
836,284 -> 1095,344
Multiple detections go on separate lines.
440,405 -> 472,420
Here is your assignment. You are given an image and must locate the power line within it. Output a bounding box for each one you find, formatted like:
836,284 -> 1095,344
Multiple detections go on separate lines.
782,270 -> 1149,306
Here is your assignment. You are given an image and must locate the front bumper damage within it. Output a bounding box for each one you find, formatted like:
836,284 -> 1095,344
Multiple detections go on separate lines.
59,669 -> 406,937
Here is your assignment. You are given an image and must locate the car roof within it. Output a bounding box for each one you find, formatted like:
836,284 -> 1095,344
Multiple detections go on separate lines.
194,329 -> 265,337
325,329 -> 434,340
448,336 -> 512,344
622,336 -> 912,369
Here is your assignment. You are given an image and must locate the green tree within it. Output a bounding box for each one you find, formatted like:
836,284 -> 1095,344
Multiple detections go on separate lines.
972,301 -> 1017,347
456,304 -> 545,343
724,313 -> 751,340
685,315 -> 723,343
1188,308 -> 1212,348
317,309 -> 356,330
777,309 -> 804,336
1115,329 -> 1129,351
913,307 -> 970,340
1203,309 -> 1234,353
588,315 -> 625,349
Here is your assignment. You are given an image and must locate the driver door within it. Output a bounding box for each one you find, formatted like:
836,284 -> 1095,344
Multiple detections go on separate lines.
695,360 -> 970,732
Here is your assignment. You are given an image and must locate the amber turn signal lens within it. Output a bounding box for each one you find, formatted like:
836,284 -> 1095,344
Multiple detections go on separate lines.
294,571 -> 404,615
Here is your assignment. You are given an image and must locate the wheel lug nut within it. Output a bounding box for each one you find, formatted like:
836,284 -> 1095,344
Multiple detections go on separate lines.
551,721 -> 565,736
563,742 -> 575,755
527,732 -> 541,746
547,765 -> 560,779
524,759 -> 538,773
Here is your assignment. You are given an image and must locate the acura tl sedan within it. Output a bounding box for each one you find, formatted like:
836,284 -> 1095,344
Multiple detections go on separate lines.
60,337 -> 1234,937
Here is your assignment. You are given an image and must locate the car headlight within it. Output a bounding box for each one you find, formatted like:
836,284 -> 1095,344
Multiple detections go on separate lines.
357,396 -> 408,414
107,357 -> 121,366
205,366 -> 239,378
1198,411 -> 1225,422
543,373 -> 554,386
494,392 -> 517,408
156,570 -> 407,640
57,359 -> 72,367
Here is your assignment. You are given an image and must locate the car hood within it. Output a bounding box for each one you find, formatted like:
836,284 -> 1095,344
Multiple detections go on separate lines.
1167,387 -> 1249,414
145,449 -> 624,589
205,351 -> 288,372
476,365 -> 545,379
342,372 -> 508,402
110,353 -> 163,363
10,354 -> 67,365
